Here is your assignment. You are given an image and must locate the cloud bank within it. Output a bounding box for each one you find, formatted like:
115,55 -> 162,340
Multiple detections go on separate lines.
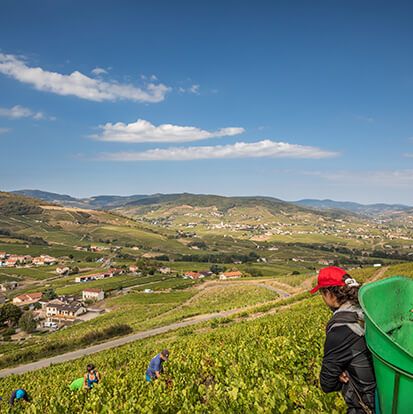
0,53 -> 169,103
0,105 -> 48,120
100,139 -> 338,161
92,119 -> 245,143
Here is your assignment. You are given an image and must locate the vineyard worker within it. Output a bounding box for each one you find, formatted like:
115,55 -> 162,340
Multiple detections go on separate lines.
311,266 -> 376,414
9,388 -> 30,406
84,363 -> 101,389
146,349 -> 169,382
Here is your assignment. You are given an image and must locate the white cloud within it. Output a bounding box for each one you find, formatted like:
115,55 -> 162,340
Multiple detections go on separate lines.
92,118 -> 245,143
99,139 -> 338,161
91,67 -> 108,76
0,127 -> 10,134
187,84 -> 200,94
0,105 -> 49,120
178,84 -> 200,94
0,53 -> 170,103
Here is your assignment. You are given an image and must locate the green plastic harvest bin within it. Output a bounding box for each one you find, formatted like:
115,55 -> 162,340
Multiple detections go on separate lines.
359,276 -> 413,414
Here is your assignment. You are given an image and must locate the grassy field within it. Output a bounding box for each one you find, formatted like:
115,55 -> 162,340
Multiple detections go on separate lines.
0,243 -> 101,261
0,266 -> 58,281
274,273 -> 315,287
384,262 -> 413,278
0,273 -> 20,283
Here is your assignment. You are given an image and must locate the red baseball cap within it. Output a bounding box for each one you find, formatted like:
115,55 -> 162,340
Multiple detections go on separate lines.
310,266 -> 348,294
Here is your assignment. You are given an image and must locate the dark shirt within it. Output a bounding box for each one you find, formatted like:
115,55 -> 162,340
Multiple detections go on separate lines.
321,323 -> 376,413
10,389 -> 29,406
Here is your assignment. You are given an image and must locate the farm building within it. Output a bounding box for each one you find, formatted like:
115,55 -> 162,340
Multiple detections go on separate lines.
56,266 -> 70,275
184,271 -> 204,280
219,271 -> 243,280
82,288 -> 104,301
46,302 -> 86,321
13,292 -> 43,306
159,266 -> 171,274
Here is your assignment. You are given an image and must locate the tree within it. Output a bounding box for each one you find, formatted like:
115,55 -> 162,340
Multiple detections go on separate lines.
42,287 -> 57,301
0,303 -> 23,326
210,264 -> 226,274
19,311 -> 37,333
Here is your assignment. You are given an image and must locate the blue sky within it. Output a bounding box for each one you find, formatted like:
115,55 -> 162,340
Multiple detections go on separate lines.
1,0 -> 413,203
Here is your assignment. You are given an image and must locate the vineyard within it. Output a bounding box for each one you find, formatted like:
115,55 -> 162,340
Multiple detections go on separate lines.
0,297 -> 346,413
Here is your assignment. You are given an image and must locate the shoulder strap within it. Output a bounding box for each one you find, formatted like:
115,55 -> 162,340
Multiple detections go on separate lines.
327,311 -> 365,336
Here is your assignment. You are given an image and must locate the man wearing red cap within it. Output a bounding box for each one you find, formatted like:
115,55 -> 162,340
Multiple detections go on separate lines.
311,267 -> 376,414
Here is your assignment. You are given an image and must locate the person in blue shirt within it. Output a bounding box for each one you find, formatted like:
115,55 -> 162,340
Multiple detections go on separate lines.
83,363 -> 101,390
146,349 -> 169,381
9,389 -> 30,406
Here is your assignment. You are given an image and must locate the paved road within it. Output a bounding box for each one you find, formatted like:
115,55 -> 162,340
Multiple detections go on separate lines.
0,308 -> 241,378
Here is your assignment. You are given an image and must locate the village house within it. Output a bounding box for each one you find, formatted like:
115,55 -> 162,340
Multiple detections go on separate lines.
56,265 -> 70,275
82,288 -> 104,302
0,281 -> 19,291
13,292 -> 43,306
74,268 -> 123,283
0,251 -> 6,259
159,266 -> 171,274
75,273 -> 102,283
184,271 -> 204,280
32,256 -> 45,265
109,268 -> 123,276
219,271 -> 243,280
5,257 -> 18,267
46,301 -> 86,321
318,259 -> 335,266
33,255 -> 57,266
129,265 -> 138,273
90,245 -> 107,252
42,255 -> 57,265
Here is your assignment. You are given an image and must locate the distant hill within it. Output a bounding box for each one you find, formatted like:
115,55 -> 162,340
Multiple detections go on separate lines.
0,191 -> 46,216
13,189 -> 413,219
121,193 -> 295,211
12,190 -> 149,210
13,190 -> 306,213
13,189 -> 91,209
12,190 -> 354,233
294,199 -> 412,216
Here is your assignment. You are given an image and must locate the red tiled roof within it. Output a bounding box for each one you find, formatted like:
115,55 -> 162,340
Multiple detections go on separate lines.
223,271 -> 242,277
15,292 -> 43,301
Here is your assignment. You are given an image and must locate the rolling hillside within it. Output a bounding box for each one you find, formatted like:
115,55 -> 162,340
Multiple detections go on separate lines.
0,192 -> 197,257
294,198 -> 413,216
